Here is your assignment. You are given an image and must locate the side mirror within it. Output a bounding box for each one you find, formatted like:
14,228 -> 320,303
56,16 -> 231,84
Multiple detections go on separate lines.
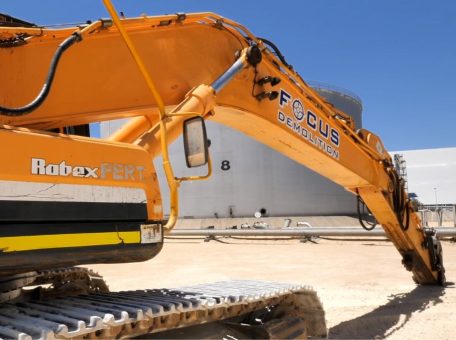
183,116 -> 209,168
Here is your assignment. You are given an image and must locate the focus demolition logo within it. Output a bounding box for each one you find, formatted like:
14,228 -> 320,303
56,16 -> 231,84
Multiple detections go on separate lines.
277,89 -> 340,159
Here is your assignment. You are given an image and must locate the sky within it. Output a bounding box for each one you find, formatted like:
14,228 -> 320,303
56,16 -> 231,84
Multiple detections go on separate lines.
3,0 -> 456,151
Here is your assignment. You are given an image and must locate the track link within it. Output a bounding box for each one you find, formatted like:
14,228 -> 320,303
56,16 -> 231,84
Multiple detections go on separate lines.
0,280 -> 326,339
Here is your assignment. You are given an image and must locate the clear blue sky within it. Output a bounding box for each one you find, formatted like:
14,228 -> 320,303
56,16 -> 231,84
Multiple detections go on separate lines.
3,1 -> 455,151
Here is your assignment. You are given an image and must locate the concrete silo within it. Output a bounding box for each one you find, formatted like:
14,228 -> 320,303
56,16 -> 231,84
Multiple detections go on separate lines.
101,83 -> 363,218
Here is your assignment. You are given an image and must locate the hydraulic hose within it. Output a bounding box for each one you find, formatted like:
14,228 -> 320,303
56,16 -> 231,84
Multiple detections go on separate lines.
357,195 -> 377,231
257,37 -> 292,70
389,170 -> 410,230
0,32 -> 80,116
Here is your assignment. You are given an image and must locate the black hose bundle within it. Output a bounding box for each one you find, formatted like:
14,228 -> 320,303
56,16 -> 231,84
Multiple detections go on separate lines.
389,170 -> 410,231
257,37 -> 293,70
0,32 -> 81,116
357,195 -> 377,231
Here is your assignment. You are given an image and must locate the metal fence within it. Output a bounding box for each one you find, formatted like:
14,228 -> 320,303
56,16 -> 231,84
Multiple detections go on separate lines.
419,204 -> 456,227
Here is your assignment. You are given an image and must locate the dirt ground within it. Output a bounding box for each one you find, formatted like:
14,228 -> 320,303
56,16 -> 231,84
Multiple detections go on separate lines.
90,237 -> 456,339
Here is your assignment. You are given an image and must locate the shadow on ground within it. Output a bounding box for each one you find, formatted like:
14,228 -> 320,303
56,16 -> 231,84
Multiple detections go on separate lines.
328,284 -> 450,339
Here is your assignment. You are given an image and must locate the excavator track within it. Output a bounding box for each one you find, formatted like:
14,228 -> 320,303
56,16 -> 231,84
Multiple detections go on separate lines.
0,279 -> 326,339
0,268 -> 109,304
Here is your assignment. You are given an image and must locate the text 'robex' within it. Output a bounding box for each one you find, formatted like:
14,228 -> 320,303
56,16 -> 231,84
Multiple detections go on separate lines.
31,158 -> 145,181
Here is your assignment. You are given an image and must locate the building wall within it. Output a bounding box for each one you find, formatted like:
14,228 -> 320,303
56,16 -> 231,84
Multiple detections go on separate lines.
101,85 -> 363,217
154,121 -> 358,218
392,147 -> 456,205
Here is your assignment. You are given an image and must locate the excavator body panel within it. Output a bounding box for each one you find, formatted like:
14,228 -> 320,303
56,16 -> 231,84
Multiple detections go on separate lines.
0,126 -> 163,275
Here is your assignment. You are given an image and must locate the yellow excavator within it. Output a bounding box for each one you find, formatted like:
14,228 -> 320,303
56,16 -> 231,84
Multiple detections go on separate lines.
0,1 -> 445,338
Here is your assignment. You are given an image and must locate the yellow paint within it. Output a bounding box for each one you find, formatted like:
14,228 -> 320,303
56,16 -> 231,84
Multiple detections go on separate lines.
0,232 -> 140,252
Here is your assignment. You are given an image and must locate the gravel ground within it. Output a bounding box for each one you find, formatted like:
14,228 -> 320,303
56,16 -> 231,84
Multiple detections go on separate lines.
90,237 -> 456,339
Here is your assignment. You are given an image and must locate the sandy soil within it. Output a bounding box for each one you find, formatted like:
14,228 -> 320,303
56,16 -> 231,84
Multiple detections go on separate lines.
90,238 -> 456,339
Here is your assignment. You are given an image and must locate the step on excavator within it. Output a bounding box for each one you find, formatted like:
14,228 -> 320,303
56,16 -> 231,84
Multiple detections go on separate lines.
0,1 -> 445,338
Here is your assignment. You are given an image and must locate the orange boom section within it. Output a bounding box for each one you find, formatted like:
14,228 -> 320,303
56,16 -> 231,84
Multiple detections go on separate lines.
0,14 -> 243,129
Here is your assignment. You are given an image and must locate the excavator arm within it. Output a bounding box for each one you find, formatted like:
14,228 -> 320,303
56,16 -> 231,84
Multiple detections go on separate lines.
0,9 -> 444,288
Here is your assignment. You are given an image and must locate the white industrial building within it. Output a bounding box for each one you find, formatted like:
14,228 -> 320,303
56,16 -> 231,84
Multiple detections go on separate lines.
392,147 -> 456,205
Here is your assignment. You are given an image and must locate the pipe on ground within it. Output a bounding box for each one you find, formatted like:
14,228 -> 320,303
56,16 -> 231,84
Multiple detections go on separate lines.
168,227 -> 456,238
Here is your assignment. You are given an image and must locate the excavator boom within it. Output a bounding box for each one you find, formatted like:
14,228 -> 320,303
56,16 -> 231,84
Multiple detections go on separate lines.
0,11 -> 442,284
0,7 -> 445,339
